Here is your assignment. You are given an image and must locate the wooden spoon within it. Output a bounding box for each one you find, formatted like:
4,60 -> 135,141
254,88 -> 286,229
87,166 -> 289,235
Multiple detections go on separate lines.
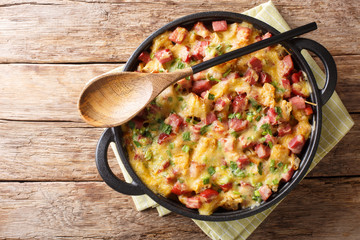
78,22 -> 317,127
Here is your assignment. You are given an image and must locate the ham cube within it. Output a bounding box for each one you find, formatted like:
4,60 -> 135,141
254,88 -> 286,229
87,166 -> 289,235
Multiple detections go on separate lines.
229,119 -> 249,132
248,56 -> 262,72
220,137 -> 234,152
169,27 -> 188,44
280,55 -> 294,77
138,51 -> 151,63
185,196 -> 202,209
232,93 -> 248,113
262,32 -> 272,40
244,68 -> 259,85
194,22 -> 211,38
281,168 -> 295,182
205,112 -> 217,125
165,114 -> 183,133
219,183 -> 233,192
155,49 -> 173,64
193,71 -> 206,81
171,181 -> 190,195
177,78 -> 192,89
260,71 -> 272,84
291,71 -> 303,83
191,41 -> 209,60
237,155 -> 250,169
281,78 -> 291,98
305,105 -> 313,115
200,189 -> 219,203
255,144 -> 271,159
157,133 -> 174,144
212,20 -> 228,32
267,108 -> 278,125
214,97 -> 230,111
288,134 -> 306,154
277,123 -> 292,136
259,185 -> 272,201
237,27 -> 252,42
179,45 -> 191,63
192,80 -> 212,95
265,134 -> 278,145
132,117 -> 144,129
289,96 -> 306,110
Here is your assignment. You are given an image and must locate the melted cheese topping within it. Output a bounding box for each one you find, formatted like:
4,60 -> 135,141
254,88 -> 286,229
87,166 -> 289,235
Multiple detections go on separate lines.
122,21 -> 312,215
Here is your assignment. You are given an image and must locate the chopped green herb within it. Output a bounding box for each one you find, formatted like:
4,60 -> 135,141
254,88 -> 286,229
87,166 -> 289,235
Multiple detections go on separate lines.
144,150 -> 152,160
256,115 -> 262,122
233,191 -> 241,195
275,106 -> 282,115
159,69 -> 164,73
260,137 -> 266,142
221,165 -> 227,169
261,123 -> 272,136
208,166 -> 216,176
235,112 -> 242,119
268,141 -> 273,149
150,52 -> 154,59
215,44 -> 222,52
128,121 -> 135,129
277,162 -> 283,168
167,97 -> 173,102
169,160 -> 175,166
256,106 -> 262,113
185,117 -> 191,123
200,125 -> 210,135
161,123 -> 172,134
208,75 -> 221,82
182,145 -> 190,153
270,166 -> 276,173
246,115 -> 253,122
208,93 -> 215,100
223,68 -> 232,77
254,190 -> 260,197
228,113 -> 236,119
270,159 -> 275,167
230,131 -> 239,138
233,168 -> 246,177
182,131 -> 191,141
272,178 -> 279,185
169,143 -> 175,149
185,76 -> 191,80
257,182 -> 263,188
253,125 -> 258,131
283,164 -> 289,173
166,149 -> 172,158
258,162 -> 263,175
229,161 -> 238,171
218,116 -> 222,122
249,98 -> 260,108
203,177 -> 210,184
177,96 -> 184,101
133,141 -> 141,148
178,178 -> 184,183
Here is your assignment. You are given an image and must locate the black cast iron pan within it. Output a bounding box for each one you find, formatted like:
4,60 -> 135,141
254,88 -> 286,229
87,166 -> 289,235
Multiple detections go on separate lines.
94,11 -> 337,221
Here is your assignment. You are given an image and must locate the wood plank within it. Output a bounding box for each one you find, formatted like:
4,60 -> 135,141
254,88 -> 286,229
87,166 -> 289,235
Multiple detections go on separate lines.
0,178 -> 359,239
0,115 -> 358,181
0,0 -> 358,63
0,55 -> 359,123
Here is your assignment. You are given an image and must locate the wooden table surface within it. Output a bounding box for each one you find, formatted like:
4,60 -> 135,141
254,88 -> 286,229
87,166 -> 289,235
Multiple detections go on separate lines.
1,0 -> 359,239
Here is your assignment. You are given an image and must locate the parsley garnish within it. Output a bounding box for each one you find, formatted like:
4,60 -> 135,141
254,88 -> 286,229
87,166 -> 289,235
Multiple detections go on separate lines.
182,131 -> 191,141
208,166 -> 216,176
182,145 -> 190,153
200,125 -> 210,135
133,141 -> 141,148
160,123 -> 172,134
223,68 -> 232,78
208,93 -> 215,100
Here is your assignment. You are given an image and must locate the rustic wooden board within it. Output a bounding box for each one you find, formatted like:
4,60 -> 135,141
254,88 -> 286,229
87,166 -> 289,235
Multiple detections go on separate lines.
0,0 -> 358,63
0,178 -> 359,239
0,115 -> 358,181
0,56 -> 359,123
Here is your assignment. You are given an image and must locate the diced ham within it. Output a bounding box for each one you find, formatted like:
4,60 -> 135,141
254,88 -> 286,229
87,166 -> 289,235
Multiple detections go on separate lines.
190,123 -> 204,135
219,182 -> 233,192
281,78 -> 291,98
229,119 -> 249,132
214,97 -> 230,111
239,136 -> 256,149
205,112 -> 217,125
288,134 -> 306,154
185,196 -> 202,209
191,41 -> 209,60
179,46 -> 191,63
280,55 -> 294,77
267,108 -> 278,125
189,162 -> 206,178
256,116 -> 271,129
156,161 -> 170,174
157,133 -> 175,144
212,120 -> 227,133
138,51 -> 151,63
281,168 -> 295,182
232,93 -> 248,113
169,27 -> 188,44
265,134 -> 277,145
259,185 -> 272,201
132,117 -> 144,129
248,56 -> 262,72
171,181 -> 190,195
237,27 -> 252,42
289,96 -> 306,110
177,78 -> 192,89
244,68 -> 259,85
277,123 -> 292,136
149,103 -> 160,114
192,80 -> 212,95
262,32 -> 272,40
291,71 -> 303,83
260,71 -> 272,84
220,137 -> 235,152
237,155 -> 250,169
212,20 -> 228,32
194,22 -> 211,38
155,49 -> 173,64
304,105 -> 313,115
255,144 -> 271,159
200,189 -> 219,203
165,114 -> 183,133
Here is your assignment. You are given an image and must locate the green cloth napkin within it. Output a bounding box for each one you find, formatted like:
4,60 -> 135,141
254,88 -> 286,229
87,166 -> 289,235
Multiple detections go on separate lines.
110,1 -> 354,239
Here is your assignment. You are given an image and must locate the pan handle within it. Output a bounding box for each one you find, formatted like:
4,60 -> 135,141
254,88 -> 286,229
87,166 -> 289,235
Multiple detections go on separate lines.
290,38 -> 337,104
95,128 -> 144,196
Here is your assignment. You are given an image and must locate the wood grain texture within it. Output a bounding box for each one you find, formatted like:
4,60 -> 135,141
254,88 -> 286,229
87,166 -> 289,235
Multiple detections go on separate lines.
0,178 -> 359,239
0,114 -> 358,181
0,0 -> 358,63
0,55 -> 359,123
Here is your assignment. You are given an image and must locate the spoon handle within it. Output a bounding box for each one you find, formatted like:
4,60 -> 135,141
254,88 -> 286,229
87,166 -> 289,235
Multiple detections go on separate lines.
191,22 -> 317,74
